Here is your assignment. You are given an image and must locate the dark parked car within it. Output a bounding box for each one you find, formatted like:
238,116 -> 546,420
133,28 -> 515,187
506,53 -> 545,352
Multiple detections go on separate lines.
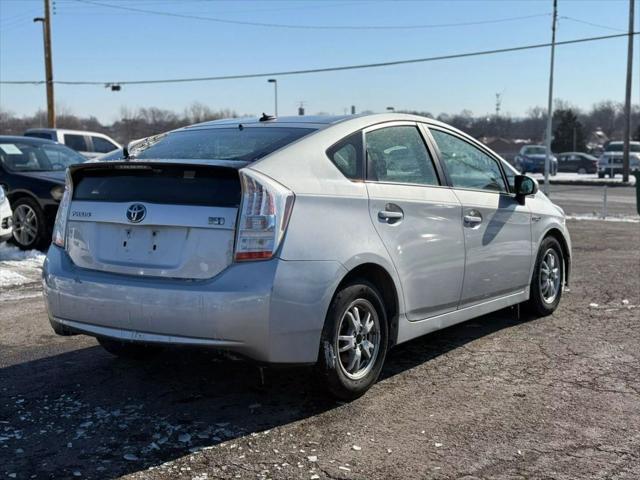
0,136 -> 86,249
557,152 -> 599,174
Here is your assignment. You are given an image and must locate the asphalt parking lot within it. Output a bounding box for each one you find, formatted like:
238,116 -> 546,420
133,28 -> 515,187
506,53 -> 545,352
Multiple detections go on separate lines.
1,216 -> 639,479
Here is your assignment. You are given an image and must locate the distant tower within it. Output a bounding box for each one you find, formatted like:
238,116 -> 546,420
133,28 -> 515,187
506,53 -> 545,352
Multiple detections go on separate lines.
351,105 -> 356,115
495,93 -> 502,117
298,101 -> 305,116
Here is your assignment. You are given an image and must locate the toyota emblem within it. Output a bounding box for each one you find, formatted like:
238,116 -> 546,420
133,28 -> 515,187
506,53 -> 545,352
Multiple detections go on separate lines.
126,204 -> 146,223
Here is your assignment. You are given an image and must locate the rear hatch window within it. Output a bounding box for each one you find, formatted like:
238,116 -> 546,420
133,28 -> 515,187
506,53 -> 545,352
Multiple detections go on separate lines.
73,164 -> 240,207
130,126 -> 316,162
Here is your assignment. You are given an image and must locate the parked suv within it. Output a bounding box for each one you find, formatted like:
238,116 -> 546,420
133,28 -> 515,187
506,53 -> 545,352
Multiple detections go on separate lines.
43,114 -> 571,399
24,128 -> 121,160
597,141 -> 640,178
514,145 -> 558,175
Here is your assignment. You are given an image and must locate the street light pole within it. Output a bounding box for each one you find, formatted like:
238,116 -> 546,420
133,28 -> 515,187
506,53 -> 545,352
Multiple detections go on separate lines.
622,0 -> 635,183
543,0 -> 557,195
267,79 -> 278,116
33,0 -> 55,128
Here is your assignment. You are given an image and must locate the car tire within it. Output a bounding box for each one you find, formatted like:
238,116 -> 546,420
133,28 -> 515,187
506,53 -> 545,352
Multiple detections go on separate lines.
598,172 -> 605,178
578,167 -> 586,174
98,337 -> 160,359
10,196 -> 47,250
523,236 -> 564,317
318,279 -> 388,400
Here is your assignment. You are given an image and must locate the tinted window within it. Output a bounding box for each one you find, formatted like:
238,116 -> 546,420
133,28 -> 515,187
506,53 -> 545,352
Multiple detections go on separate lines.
0,142 -> 86,172
24,132 -> 54,140
327,132 -> 363,179
92,136 -> 118,153
365,126 -> 438,186
430,129 -> 507,192
64,134 -> 89,151
73,165 -> 240,207
523,146 -> 546,155
131,127 -> 315,162
605,143 -> 640,152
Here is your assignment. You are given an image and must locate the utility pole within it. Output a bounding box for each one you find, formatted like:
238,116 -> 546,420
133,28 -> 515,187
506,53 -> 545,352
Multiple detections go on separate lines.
543,0 -> 557,195
33,0 -> 55,128
622,0 -> 635,183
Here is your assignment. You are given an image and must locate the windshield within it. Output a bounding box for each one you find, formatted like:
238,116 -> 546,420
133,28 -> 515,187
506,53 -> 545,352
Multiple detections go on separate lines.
0,141 -> 86,172
605,143 -> 640,153
130,127 -> 316,162
523,146 -> 546,155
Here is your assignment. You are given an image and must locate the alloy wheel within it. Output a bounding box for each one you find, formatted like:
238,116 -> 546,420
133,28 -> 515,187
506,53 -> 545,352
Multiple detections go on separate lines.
539,248 -> 561,304
336,299 -> 381,380
12,204 -> 38,247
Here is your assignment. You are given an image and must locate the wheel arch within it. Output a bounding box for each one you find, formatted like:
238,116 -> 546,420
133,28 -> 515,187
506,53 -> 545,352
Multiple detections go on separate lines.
334,262 -> 401,348
7,189 -> 42,207
540,227 -> 571,287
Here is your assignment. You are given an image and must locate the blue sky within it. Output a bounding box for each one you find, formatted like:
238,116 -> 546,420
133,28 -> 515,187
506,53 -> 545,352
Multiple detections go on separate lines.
0,0 -> 638,123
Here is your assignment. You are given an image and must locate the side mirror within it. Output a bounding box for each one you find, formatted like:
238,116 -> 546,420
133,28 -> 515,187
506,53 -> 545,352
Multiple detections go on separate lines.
514,175 -> 538,205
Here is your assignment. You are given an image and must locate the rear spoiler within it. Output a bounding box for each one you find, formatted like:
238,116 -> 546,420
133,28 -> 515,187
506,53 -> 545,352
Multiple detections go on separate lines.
69,160 -> 250,184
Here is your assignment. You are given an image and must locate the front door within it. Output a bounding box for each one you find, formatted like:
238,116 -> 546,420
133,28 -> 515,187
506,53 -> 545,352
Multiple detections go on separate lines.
429,128 -> 532,307
364,123 -> 465,320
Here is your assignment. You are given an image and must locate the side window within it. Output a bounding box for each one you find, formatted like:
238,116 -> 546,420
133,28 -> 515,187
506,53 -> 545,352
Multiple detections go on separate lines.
430,129 -> 507,193
92,136 -> 118,153
365,126 -> 438,186
64,134 -> 88,152
326,132 -> 363,180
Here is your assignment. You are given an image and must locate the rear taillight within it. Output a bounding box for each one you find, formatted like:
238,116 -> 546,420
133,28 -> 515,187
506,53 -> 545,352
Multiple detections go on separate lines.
234,169 -> 294,262
52,171 -> 72,248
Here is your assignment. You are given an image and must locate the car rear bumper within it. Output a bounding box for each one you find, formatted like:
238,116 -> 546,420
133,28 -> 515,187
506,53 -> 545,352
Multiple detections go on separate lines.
43,245 -> 346,364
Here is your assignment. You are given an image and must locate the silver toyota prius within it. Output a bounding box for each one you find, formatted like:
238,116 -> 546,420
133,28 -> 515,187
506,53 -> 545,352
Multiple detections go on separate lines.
43,113 -> 571,399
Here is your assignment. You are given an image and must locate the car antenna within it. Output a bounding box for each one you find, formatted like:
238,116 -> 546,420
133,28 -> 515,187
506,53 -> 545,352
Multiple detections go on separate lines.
259,113 -> 276,122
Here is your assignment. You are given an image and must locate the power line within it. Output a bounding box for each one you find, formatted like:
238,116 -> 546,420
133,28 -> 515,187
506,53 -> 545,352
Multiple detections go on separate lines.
2,32 -> 637,86
560,15 -> 626,32
71,0 -> 551,30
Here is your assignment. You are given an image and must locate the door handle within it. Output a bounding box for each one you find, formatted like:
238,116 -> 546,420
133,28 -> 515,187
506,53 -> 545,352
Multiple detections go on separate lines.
378,204 -> 404,223
379,211 -> 403,220
463,209 -> 483,226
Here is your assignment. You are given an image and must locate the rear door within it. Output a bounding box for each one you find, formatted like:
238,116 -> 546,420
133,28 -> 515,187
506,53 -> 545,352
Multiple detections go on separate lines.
66,163 -> 240,280
428,128 -> 532,308
365,123 -> 465,320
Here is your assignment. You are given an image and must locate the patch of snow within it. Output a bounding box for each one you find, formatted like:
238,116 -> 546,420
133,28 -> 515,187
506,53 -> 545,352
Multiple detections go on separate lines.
566,214 -> 639,223
0,244 -> 46,290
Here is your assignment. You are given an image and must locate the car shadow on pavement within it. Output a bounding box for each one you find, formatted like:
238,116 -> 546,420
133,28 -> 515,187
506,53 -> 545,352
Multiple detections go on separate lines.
0,305 -> 530,479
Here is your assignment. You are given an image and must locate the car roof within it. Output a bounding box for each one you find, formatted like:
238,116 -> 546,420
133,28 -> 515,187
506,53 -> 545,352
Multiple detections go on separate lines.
186,113 -> 451,132
24,127 -> 111,136
0,135 -> 57,145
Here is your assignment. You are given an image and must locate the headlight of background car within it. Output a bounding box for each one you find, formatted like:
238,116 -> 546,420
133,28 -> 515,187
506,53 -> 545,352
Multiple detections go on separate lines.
50,185 -> 65,201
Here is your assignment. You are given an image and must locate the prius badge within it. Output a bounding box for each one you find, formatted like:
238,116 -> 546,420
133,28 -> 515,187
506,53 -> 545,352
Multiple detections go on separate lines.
126,204 -> 146,223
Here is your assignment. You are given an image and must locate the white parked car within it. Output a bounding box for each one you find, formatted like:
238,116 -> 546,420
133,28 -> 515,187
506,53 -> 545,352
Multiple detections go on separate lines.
24,128 -> 121,160
43,114 -> 571,399
0,185 -> 12,242
597,141 -> 640,178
